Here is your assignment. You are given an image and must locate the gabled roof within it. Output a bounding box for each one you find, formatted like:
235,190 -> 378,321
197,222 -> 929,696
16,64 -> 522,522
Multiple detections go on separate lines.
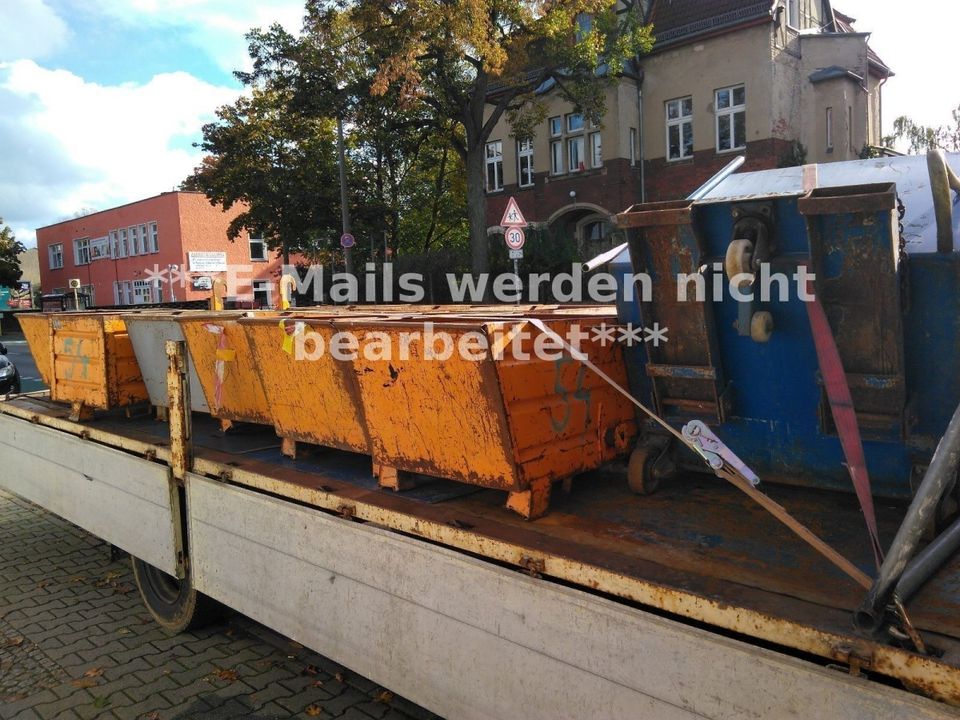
647,0 -> 772,48
833,9 -> 893,75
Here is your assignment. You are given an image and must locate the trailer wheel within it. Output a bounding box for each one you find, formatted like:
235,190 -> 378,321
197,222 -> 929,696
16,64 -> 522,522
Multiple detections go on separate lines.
627,446 -> 658,495
131,557 -> 222,634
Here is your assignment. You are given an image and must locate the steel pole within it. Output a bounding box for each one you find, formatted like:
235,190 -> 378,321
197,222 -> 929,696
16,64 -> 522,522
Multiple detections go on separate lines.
337,115 -> 354,276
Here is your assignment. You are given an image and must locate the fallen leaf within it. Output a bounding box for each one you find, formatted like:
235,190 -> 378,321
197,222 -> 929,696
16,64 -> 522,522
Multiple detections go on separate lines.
3,636 -> 24,648
69,575 -> 86,583
36,580 -> 51,591
91,694 -> 111,708
118,628 -> 131,635
305,705 -> 323,717
143,712 -> 161,720
311,680 -> 325,688
83,667 -> 105,678
213,668 -> 239,682
113,583 -> 134,595
376,690 -> 394,704
334,672 -> 346,683
300,665 -> 319,677
289,641 -> 304,650
70,678 -> 99,689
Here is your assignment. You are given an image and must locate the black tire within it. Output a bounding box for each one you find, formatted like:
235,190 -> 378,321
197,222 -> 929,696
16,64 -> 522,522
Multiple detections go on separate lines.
131,556 -> 224,634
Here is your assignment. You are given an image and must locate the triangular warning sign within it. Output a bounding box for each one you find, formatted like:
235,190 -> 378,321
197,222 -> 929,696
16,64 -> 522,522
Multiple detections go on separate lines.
500,197 -> 528,227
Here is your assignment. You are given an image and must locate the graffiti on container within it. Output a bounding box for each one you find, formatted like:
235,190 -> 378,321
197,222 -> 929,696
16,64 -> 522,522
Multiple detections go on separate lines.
550,356 -> 591,432
60,337 -> 91,380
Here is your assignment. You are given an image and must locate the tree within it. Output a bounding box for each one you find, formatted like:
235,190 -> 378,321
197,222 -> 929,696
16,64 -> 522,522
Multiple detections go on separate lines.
346,0 -> 654,275
0,219 -> 25,287
183,86 -> 343,264
884,104 -> 960,154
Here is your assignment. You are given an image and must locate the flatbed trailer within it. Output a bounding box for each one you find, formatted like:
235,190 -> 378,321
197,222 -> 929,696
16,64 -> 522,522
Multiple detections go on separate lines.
2,389 -> 959,719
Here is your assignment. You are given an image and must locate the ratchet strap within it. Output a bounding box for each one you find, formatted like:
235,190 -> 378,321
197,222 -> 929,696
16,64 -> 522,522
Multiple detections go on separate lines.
804,274 -> 885,569
525,317 -> 873,590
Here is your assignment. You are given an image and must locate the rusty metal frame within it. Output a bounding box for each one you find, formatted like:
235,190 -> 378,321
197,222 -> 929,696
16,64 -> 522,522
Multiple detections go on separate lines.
2,394 -> 958,704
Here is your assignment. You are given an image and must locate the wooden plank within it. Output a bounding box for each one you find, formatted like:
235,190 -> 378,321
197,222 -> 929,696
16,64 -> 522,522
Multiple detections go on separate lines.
186,474 -> 955,720
0,414 -> 178,575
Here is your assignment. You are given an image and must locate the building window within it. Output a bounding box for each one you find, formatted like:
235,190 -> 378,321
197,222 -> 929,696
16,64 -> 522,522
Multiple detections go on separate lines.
786,0 -> 801,29
485,140 -> 503,192
249,236 -> 267,262
118,229 -> 128,257
567,135 -> 585,172
149,222 -> 159,253
517,139 -> 534,187
826,107 -> 834,152
131,226 -> 142,255
629,127 -> 638,166
48,243 -> 63,269
252,280 -> 271,308
590,132 -> 602,168
549,116 -> 562,137
566,113 -> 584,133
550,140 -> 564,175
132,279 -> 153,304
716,85 -> 746,152
73,238 -> 91,266
666,96 -> 694,161
139,224 -> 149,254
583,220 -> 610,243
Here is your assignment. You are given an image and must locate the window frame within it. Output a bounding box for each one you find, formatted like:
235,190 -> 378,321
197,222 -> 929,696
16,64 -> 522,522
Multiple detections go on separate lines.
73,237 -> 91,266
715,84 -> 746,153
786,0 -> 801,30
48,243 -> 63,270
149,222 -> 159,253
665,96 -> 694,162
567,135 -> 585,173
249,236 -> 268,262
517,138 -> 534,188
565,113 -> 584,133
252,279 -> 272,308
550,139 -> 564,176
549,116 -> 562,138
589,131 -> 602,168
485,140 -> 504,192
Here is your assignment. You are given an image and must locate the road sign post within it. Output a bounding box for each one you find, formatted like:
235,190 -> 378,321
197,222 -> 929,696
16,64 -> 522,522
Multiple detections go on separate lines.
500,197 -> 528,306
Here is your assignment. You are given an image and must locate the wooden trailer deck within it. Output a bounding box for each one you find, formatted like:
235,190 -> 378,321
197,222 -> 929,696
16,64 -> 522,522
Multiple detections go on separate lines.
3,393 -> 960,708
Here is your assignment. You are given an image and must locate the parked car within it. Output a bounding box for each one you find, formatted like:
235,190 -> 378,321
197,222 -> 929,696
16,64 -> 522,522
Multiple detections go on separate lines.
0,345 -> 20,394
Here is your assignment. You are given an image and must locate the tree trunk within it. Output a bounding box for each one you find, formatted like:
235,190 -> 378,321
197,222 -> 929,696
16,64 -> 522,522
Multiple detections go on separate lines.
465,144 -> 489,277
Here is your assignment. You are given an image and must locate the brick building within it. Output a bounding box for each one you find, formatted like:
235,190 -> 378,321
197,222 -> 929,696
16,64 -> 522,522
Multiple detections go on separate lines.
36,192 -> 286,308
483,0 -> 891,257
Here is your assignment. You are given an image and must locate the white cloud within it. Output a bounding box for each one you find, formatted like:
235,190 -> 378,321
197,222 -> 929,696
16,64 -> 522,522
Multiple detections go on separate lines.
0,0 -> 70,62
93,0 -> 306,72
0,60 -> 240,247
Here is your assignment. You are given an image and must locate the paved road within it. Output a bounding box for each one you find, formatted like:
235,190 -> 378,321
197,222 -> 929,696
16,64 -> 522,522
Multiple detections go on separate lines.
1,333 -> 43,393
0,490 -> 440,720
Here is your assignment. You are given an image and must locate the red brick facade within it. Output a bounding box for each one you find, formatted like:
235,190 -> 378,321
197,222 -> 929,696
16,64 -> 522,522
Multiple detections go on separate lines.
643,138 -> 796,203
485,158 -> 643,228
485,140 -> 794,229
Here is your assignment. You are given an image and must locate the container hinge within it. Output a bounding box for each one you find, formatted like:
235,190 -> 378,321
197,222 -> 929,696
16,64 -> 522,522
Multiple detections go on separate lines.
520,556 -> 545,578
833,645 -> 874,676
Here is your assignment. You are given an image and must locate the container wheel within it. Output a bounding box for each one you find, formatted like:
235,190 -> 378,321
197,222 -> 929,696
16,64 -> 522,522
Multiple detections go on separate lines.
628,446 -> 659,495
724,239 -> 754,285
750,311 -> 774,343
131,557 -> 223,634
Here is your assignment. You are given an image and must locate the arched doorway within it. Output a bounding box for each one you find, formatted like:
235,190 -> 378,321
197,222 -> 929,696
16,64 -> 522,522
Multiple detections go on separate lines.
545,203 -> 624,261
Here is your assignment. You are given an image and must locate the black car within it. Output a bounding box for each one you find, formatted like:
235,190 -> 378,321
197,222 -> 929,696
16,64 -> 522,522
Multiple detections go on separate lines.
0,344 -> 20,394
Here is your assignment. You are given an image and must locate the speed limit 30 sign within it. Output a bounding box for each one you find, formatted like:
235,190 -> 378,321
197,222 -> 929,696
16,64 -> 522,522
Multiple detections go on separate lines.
505,227 -> 525,250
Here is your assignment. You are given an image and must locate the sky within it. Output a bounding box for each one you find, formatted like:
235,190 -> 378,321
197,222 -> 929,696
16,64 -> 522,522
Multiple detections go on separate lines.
0,1 -> 955,249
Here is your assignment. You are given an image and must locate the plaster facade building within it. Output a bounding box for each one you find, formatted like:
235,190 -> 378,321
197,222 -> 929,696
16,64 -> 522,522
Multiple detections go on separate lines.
36,192 -> 285,309
483,0 -> 891,256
